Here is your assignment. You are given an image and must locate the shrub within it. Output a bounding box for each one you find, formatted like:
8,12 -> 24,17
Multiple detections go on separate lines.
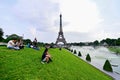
103,60 -> 113,72
78,51 -> 82,56
74,50 -> 77,54
65,48 -> 70,51
86,54 -> 91,62
59,48 -> 62,50
71,49 -> 73,52
68,48 -> 71,51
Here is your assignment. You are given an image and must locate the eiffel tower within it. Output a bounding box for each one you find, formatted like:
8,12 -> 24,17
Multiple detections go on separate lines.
55,14 -> 67,46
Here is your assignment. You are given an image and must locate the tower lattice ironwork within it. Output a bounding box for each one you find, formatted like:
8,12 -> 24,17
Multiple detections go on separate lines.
55,14 -> 67,45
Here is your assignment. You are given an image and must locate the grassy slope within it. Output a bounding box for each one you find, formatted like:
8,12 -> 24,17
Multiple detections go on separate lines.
0,46 -> 113,80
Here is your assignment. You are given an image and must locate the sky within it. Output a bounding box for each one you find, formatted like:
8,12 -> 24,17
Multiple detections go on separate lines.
0,0 -> 120,43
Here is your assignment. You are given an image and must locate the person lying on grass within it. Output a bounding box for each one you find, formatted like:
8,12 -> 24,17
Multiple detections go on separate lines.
41,48 -> 52,64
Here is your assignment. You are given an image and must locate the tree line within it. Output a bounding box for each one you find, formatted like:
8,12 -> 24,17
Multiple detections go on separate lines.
68,38 -> 120,46
0,28 -> 45,46
0,28 -> 120,46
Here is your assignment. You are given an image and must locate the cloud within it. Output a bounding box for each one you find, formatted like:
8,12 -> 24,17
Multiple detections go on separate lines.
1,0 -> 120,43
57,0 -> 103,32
65,32 -> 96,42
12,0 -> 59,32
29,27 -> 37,37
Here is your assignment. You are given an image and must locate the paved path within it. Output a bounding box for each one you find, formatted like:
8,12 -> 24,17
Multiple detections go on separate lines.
0,42 -> 7,45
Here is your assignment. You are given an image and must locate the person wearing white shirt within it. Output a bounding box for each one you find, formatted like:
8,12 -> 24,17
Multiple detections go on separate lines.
7,40 -> 20,50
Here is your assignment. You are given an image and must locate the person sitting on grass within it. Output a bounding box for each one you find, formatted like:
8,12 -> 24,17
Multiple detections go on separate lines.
7,39 -> 20,50
16,39 -> 24,49
30,38 -> 40,50
41,48 -> 52,64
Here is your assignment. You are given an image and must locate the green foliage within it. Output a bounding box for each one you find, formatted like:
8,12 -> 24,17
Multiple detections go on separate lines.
23,39 -> 31,45
49,42 -> 55,48
4,34 -> 21,42
59,48 -> 62,50
0,28 -> 3,37
68,37 -> 120,46
0,46 -> 112,80
109,47 -> 120,54
93,40 -> 99,46
86,54 -> 91,62
100,38 -> 120,46
65,47 -> 71,51
78,51 -> 82,56
103,60 -> 113,72
71,49 -> 73,52
38,42 -> 45,47
116,38 -> 120,46
74,50 -> 77,54
0,28 -> 4,41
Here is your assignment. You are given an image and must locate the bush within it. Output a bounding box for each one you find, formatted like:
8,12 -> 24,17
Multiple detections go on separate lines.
78,51 -> 82,56
65,47 -> 70,51
74,50 -> 77,54
103,60 -> 113,72
59,48 -> 62,50
68,48 -> 71,51
86,54 -> 91,62
71,49 -> 73,52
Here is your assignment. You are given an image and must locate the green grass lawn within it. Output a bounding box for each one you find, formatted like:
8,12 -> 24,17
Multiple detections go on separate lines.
108,46 -> 120,54
0,46 -> 113,80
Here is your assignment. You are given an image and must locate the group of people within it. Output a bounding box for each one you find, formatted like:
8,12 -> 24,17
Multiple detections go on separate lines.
27,38 -> 40,50
7,39 -> 24,50
7,39 -> 52,64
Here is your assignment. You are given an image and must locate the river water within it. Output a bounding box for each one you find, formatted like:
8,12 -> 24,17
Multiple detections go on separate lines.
70,46 -> 120,80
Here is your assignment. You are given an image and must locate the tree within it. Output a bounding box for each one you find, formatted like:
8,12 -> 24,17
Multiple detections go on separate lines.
78,51 -> 82,56
0,28 -> 4,41
86,54 -> 91,62
71,49 -> 73,52
4,34 -> 21,42
37,42 -> 45,47
105,38 -> 113,46
93,40 -> 99,46
116,38 -> 120,46
23,39 -> 31,45
74,50 -> 77,54
103,60 -> 113,72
